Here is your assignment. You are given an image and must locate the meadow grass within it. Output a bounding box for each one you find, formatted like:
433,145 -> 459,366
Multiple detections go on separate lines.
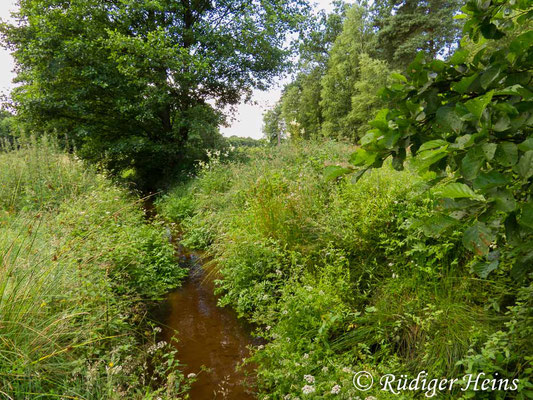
0,137 -> 188,399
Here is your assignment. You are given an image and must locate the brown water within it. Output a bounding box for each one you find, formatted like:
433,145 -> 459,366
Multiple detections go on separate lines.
161,245 -> 257,399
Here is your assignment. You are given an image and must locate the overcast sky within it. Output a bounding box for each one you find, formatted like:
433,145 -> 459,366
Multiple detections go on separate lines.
0,0 -> 351,139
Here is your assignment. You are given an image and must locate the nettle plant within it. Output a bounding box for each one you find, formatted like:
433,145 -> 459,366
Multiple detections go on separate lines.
340,0 -> 532,278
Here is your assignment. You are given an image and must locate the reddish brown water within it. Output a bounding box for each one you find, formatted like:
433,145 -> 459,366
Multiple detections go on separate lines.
161,250 -> 257,399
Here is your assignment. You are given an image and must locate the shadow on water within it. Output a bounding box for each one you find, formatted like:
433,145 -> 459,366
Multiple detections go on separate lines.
155,229 -> 259,400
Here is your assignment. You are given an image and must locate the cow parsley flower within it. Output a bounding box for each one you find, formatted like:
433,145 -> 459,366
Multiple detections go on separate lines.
302,385 -> 315,394
331,385 -> 341,394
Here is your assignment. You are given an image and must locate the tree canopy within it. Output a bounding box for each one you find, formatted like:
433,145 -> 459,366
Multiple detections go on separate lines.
1,0 -> 308,188
370,0 -> 464,69
263,0 -> 465,143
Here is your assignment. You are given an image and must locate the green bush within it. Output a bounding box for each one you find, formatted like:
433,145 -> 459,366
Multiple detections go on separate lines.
159,141 -> 531,399
0,137 -> 188,399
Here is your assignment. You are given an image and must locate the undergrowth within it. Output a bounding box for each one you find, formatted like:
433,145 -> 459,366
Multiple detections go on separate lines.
158,141 -> 532,399
0,137 -> 189,399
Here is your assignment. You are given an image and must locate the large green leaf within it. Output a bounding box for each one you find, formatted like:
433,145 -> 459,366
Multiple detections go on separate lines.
495,142 -> 518,166
480,65 -> 502,89
517,150 -> 533,179
482,143 -> 497,160
463,222 -> 494,256
450,49 -> 469,64
390,72 -> 407,83
419,139 -> 449,152
473,171 -> 509,190
324,165 -> 352,181
518,138 -> 533,152
350,148 -> 378,167
415,147 -> 448,170
419,214 -> 458,237
436,106 -> 463,133
451,73 -> 478,94
509,30 -> 533,54
519,202 -> 533,230
492,190 -> 517,212
465,90 -> 493,119
434,182 -> 484,201
461,147 -> 485,180
472,259 -> 499,278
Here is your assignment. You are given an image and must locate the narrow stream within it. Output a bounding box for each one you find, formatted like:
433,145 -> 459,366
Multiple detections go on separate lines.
160,235 -> 257,399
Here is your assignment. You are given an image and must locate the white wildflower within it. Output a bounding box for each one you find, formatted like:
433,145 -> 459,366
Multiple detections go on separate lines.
257,345 -> 264,350
303,353 -> 309,359
342,367 -> 352,373
187,373 -> 197,379
322,366 -> 329,373
282,310 -> 288,315
266,325 -> 271,331
302,385 -> 315,395
331,385 -> 341,394
303,375 -> 315,384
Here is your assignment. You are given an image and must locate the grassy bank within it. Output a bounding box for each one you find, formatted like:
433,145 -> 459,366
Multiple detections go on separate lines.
158,141 -> 532,399
0,137 -> 189,399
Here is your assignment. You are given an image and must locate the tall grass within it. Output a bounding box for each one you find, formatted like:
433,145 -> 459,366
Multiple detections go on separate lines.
0,137 -> 187,399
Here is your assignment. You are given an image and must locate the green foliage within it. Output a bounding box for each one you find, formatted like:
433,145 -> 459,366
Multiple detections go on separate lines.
225,135 -> 266,149
348,53 -> 394,139
264,0 -> 464,143
370,0 -> 464,69
262,101 -> 286,144
320,5 -> 375,140
0,109 -> 15,141
0,138 -> 188,398
350,0 -> 532,280
157,142 -> 530,398
1,0 -> 309,188
280,68 -> 325,140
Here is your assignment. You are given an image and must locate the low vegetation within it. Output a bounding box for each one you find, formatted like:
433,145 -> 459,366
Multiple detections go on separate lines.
0,137 -> 189,399
158,141 -> 531,399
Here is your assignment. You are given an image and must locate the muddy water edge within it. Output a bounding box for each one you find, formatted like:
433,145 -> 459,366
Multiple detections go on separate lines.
146,202 -> 258,399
